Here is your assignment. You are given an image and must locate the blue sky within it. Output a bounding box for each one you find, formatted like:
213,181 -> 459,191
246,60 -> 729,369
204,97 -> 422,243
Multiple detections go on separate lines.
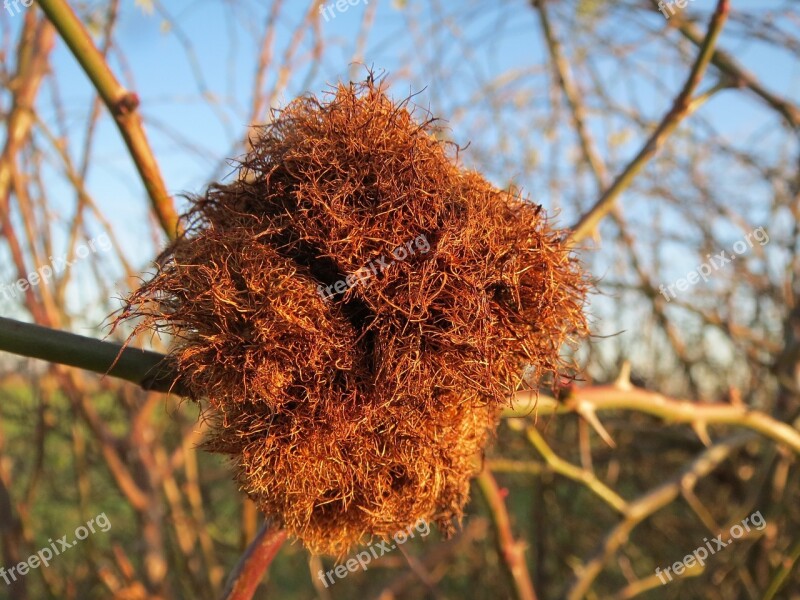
1,0 -> 798,353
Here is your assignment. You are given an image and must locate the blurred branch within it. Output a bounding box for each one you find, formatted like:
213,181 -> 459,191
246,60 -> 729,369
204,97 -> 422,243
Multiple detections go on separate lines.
369,518 -> 489,600
510,384 -> 800,454
534,0 -> 610,187
35,0 -> 182,240
0,14 -> 56,327
476,470 -> 539,600
568,0 -> 730,244
524,426 -> 628,513
762,538 -> 800,600
565,433 -> 753,600
220,520 -> 287,600
614,570 -> 687,599
649,0 -> 800,128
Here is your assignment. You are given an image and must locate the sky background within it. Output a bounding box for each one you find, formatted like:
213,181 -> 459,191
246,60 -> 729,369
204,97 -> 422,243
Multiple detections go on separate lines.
1,0 -> 798,372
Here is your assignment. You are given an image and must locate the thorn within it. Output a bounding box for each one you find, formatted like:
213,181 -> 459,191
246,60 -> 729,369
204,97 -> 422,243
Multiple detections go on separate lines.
692,421 -> 712,447
614,361 -> 632,390
577,402 -> 616,448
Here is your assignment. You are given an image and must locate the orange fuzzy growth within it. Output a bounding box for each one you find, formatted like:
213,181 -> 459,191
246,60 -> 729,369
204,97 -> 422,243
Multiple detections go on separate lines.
120,79 -> 588,555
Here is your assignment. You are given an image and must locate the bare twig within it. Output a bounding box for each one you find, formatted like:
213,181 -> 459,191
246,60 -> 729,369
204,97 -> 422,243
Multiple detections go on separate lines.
35,0 -> 182,240
648,0 -> 800,128
568,0 -> 730,244
510,385 -> 800,455
565,433 -> 753,599
476,470 -> 539,600
220,521 -> 287,600
525,426 -> 628,513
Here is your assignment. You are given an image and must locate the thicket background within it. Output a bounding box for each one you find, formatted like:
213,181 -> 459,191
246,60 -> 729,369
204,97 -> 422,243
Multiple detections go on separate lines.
0,0 -> 798,598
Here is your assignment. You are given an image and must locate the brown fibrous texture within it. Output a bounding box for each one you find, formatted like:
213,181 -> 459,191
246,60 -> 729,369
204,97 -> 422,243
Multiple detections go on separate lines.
120,80 -> 588,555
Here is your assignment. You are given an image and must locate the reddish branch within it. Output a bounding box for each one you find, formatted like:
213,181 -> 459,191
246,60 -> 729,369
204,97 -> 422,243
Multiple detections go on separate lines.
477,471 -> 539,600
221,521 -> 287,600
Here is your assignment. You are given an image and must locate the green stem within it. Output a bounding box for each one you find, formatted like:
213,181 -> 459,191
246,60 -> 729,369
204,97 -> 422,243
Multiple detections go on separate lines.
0,316 -> 182,394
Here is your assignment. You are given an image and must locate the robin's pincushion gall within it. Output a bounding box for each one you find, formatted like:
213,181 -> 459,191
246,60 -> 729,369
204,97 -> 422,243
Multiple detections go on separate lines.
120,79 -> 588,555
